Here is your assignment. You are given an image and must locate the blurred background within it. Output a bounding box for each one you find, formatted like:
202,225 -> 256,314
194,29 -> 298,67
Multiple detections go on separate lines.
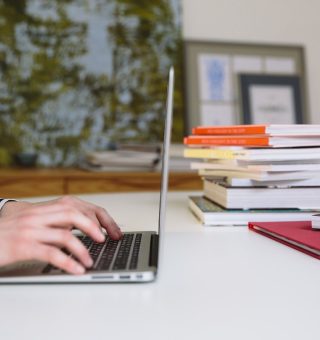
0,0 -> 183,166
1,0 -> 320,197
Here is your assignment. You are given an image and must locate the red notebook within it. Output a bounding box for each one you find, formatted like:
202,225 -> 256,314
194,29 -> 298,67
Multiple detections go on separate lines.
248,221 -> 320,259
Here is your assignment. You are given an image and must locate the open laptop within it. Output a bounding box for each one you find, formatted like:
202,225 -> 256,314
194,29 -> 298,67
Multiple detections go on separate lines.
0,67 -> 174,283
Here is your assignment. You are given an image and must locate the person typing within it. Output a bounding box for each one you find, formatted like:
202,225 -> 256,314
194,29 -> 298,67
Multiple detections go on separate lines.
0,196 -> 123,275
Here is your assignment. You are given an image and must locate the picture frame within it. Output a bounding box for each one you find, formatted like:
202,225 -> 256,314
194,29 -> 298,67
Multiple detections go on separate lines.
239,74 -> 303,124
183,40 -> 308,132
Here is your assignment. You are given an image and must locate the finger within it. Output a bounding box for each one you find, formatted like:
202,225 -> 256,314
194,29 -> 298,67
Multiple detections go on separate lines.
32,244 -> 85,275
33,229 -> 93,268
94,207 -> 122,240
64,198 -> 122,240
27,208 -> 105,242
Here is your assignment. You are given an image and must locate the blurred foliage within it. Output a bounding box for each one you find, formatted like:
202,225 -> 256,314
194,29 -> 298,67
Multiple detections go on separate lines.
0,0 -> 183,166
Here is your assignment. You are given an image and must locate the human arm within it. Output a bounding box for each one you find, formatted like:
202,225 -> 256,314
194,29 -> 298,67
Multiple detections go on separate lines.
0,196 -> 122,274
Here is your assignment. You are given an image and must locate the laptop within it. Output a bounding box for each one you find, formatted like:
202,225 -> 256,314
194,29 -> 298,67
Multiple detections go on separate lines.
0,67 -> 174,283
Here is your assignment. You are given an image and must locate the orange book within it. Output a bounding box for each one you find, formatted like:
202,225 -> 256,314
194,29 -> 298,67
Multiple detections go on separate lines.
183,135 -> 320,148
184,135 -> 270,147
192,124 -> 320,136
192,125 -> 266,135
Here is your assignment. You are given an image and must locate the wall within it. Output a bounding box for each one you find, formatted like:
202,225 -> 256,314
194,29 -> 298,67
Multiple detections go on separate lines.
182,0 -> 320,123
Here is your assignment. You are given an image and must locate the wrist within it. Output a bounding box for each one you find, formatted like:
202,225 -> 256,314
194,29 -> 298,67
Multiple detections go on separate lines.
0,201 -> 32,218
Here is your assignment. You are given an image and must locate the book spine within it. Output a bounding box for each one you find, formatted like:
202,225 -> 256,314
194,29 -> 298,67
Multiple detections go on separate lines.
184,136 -> 270,146
183,148 -> 235,159
192,125 -> 267,135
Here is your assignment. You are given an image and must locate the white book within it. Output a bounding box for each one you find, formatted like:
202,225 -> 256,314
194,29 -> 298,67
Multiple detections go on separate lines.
311,214 -> 320,229
86,150 -> 159,167
191,161 -> 320,172
203,180 -> 320,209
226,177 -> 320,187
189,196 -> 319,226
184,147 -> 320,161
186,135 -> 320,147
199,169 -> 320,182
251,124 -> 320,135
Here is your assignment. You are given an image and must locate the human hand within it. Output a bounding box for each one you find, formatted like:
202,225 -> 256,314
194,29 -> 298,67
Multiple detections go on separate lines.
0,196 -> 122,274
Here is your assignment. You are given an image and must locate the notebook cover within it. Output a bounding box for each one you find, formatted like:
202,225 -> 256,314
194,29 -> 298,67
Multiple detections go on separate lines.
248,221 -> 320,259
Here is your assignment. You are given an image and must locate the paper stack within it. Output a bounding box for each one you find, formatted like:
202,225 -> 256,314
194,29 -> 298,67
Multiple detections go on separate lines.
80,144 -> 161,172
184,124 -> 320,226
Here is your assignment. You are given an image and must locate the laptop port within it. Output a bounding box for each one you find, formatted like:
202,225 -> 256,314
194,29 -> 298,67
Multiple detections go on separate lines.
119,275 -> 130,279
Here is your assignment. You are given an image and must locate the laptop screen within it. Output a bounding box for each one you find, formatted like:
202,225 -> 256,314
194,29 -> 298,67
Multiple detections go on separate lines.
156,67 -> 174,270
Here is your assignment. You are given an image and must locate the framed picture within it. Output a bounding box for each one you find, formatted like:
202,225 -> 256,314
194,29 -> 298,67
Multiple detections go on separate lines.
239,74 -> 303,124
183,40 -> 308,132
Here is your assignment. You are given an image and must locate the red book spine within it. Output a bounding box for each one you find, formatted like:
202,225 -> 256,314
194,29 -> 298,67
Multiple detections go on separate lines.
192,125 -> 267,135
183,136 -> 270,146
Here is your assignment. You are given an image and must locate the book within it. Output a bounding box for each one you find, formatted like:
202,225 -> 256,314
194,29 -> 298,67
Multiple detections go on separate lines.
79,161 -> 157,172
311,214 -> 320,229
189,196 -> 318,226
85,150 -> 160,168
198,169 -> 320,182
184,147 -> 320,161
203,179 -> 320,209
191,160 -> 320,172
184,135 -> 320,148
248,220 -> 320,260
226,177 -> 320,187
192,124 -> 320,136
184,148 -> 235,160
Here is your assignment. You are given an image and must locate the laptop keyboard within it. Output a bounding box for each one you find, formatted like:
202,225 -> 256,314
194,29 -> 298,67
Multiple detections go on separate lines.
43,233 -> 142,274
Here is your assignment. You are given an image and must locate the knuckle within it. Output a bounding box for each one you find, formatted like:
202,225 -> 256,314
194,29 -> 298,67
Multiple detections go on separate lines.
60,195 -> 75,205
99,206 -> 107,214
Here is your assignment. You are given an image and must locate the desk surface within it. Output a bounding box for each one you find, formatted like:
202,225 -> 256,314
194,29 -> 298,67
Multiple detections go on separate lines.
1,191 -> 320,340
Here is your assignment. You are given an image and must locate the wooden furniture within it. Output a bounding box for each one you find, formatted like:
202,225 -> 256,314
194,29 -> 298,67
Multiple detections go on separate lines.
0,168 -> 202,197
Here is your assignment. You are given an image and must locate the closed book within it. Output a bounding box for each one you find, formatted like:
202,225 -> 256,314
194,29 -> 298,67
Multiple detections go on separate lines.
86,150 -> 159,167
184,147 -> 320,162
184,135 -> 320,148
248,221 -> 320,260
191,160 -> 320,172
189,196 -> 318,226
192,124 -> 320,136
311,214 -> 320,229
199,169 -> 320,182
203,179 -> 320,209
226,177 -> 320,187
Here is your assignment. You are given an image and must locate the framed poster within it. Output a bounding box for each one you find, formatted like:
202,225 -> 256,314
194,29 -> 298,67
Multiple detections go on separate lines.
184,40 -> 308,132
239,74 -> 303,124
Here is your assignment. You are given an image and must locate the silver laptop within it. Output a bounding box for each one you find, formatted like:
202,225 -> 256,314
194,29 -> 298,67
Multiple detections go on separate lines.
0,67 -> 174,284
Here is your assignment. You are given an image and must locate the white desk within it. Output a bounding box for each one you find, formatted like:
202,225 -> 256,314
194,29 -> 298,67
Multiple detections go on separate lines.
1,191 -> 320,340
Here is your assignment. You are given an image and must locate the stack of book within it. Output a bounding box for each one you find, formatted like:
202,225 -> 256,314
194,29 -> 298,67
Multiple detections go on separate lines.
80,143 -> 193,172
184,124 -> 320,226
80,144 -> 161,172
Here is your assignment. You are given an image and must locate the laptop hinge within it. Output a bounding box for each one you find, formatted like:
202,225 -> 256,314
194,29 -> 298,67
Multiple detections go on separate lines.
149,234 -> 159,267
